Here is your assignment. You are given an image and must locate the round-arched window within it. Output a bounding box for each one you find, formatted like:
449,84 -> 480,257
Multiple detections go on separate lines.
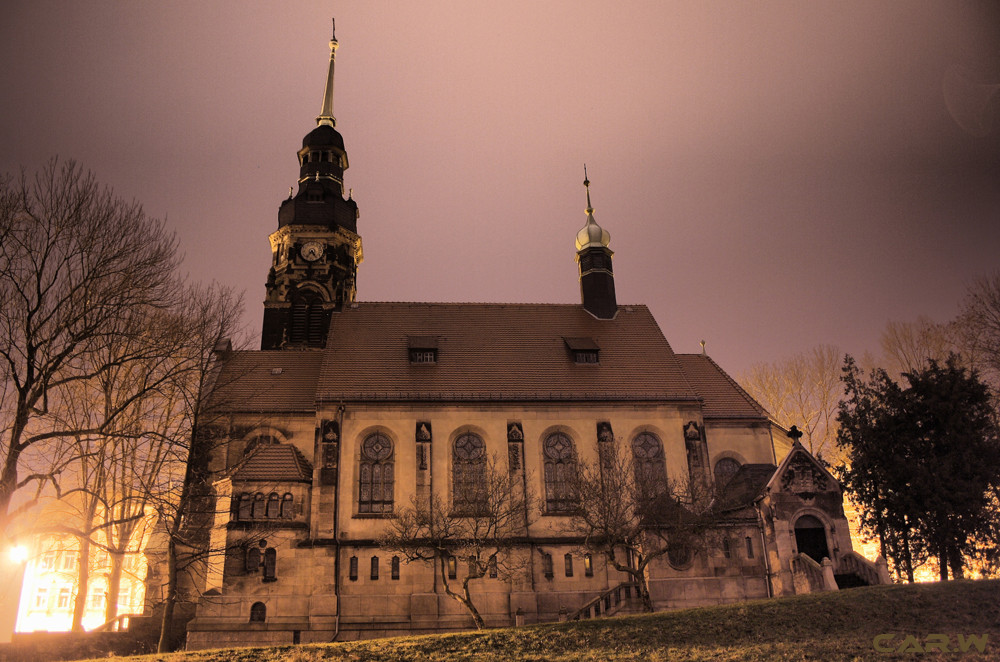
453,432 -> 486,514
249,601 -> 266,622
359,432 -> 394,514
632,432 -> 666,495
543,432 -> 577,513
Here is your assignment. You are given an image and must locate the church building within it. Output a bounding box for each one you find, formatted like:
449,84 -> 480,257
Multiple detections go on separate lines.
179,26 -> 886,649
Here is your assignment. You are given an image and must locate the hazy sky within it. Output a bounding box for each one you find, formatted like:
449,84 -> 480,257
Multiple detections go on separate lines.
2,1 -> 998,376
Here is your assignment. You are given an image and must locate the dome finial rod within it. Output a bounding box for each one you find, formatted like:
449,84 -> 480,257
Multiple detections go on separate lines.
317,19 -> 339,127
583,164 -> 594,215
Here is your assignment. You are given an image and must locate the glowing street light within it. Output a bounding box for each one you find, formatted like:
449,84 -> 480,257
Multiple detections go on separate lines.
8,544 -> 28,564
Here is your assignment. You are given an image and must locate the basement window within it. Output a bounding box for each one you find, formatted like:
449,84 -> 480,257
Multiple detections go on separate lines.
564,337 -> 600,364
408,336 -> 438,364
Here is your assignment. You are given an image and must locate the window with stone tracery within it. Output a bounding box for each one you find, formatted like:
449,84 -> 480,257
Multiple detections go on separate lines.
359,432 -> 394,514
631,432 -> 667,497
452,432 -> 487,515
543,432 -> 577,513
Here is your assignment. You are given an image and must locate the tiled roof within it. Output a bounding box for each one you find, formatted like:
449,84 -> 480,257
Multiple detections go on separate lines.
676,354 -> 769,420
210,351 -> 322,412
316,303 -> 699,403
714,463 -> 777,512
231,443 -> 313,483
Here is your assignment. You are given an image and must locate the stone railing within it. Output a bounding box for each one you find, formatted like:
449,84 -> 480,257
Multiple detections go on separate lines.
569,581 -> 640,621
791,553 -> 835,593
837,550 -> 888,586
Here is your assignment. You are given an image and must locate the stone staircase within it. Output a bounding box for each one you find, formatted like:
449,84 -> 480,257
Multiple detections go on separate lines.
569,582 -> 643,621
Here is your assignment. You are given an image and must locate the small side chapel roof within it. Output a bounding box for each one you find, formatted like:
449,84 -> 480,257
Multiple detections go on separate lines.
675,354 -> 769,420
714,463 -> 779,513
232,443 -> 313,483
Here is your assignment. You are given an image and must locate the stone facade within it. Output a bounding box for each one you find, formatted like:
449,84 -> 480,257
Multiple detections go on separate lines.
175,27 -> 884,650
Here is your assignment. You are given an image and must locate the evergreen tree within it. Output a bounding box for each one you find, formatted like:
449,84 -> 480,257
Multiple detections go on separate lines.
836,355 -> 1000,581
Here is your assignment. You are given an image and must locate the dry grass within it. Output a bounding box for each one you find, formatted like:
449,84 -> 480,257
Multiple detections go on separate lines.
91,579 -> 1000,662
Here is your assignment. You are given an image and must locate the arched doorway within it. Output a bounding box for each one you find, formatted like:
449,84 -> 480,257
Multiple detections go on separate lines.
794,515 -> 830,562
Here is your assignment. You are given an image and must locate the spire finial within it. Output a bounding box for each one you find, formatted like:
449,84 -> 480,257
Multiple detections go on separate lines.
317,19 -> 339,127
583,164 -> 593,214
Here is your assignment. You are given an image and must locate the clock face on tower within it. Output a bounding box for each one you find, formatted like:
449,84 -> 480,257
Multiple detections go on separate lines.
300,241 -> 324,262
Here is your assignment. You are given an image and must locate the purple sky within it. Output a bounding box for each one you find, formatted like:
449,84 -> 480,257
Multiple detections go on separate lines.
2,1 -> 998,376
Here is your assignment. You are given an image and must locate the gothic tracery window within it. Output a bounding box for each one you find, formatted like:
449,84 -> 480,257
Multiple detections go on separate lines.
543,432 -> 577,513
453,432 -> 487,515
359,432 -> 394,514
631,432 -> 667,497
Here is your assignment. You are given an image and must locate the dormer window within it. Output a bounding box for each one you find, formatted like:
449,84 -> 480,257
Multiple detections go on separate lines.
407,336 -> 438,364
564,337 -> 600,364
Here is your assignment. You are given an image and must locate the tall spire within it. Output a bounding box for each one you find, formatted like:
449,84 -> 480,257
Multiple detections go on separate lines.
317,19 -> 339,127
575,164 -> 617,319
576,164 -> 611,251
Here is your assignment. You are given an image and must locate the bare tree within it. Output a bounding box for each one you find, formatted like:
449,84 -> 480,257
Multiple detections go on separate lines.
566,441 -> 717,612
958,271 -> 1000,395
879,316 -> 960,379
740,344 -> 843,462
381,455 -> 533,629
0,159 -> 177,540
135,284 -> 246,653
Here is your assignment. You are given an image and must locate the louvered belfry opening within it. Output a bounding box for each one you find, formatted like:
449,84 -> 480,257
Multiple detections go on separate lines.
289,292 -> 328,347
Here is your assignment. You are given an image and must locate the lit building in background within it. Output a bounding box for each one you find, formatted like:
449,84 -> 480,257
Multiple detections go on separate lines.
14,511 -> 151,633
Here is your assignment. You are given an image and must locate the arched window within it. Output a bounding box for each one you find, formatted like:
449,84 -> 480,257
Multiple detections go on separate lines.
359,432 -> 394,513
237,494 -> 252,520
714,458 -> 742,491
722,537 -> 732,559
252,493 -> 266,519
349,555 -> 358,581
584,553 -> 593,577
453,432 -> 487,515
245,545 -> 261,573
541,552 -> 554,578
543,432 -> 577,513
289,291 -> 326,347
266,493 -> 280,518
249,602 -> 266,622
631,432 -> 667,497
564,553 -> 574,577
263,547 -> 277,581
447,555 -> 457,579
370,556 -> 379,580
280,493 -> 294,519
391,556 -> 400,580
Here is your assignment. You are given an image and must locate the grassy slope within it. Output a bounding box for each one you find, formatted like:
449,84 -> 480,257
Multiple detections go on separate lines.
103,580 -> 1000,662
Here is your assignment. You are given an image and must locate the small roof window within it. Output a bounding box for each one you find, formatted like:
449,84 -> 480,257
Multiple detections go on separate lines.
407,336 -> 438,364
564,337 -> 600,364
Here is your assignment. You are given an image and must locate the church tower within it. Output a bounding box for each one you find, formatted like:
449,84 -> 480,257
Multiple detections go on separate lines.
261,21 -> 363,350
575,168 -> 617,319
